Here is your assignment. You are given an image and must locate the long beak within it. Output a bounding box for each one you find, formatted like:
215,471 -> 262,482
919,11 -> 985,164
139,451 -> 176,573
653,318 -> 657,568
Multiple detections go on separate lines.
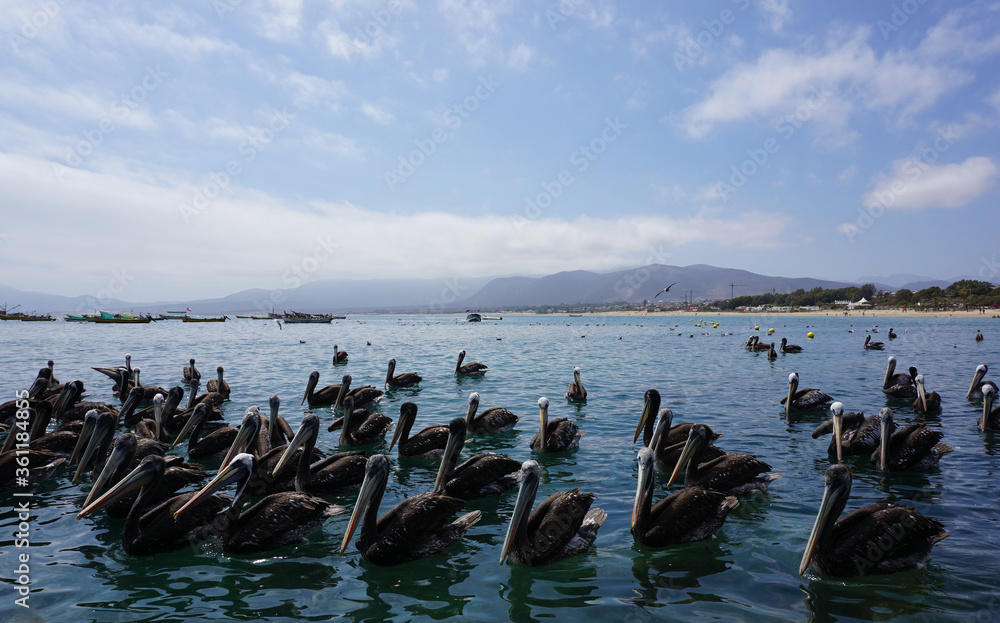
27,376 -> 48,400
77,461 -> 153,519
832,412 -> 843,463
499,471 -> 537,565
665,434 -> 698,487
72,419 -> 112,483
51,383 -> 77,420
632,459 -> 653,529
785,380 -> 796,415
799,482 -> 844,575
173,459 -> 245,519
218,420 -> 259,474
340,468 -> 380,555
271,421 -> 311,477
878,418 -> 889,470
153,399 -> 163,441
633,396 -> 654,445
969,368 -> 987,399
538,403 -> 548,452
301,378 -> 314,406
169,407 -> 203,450
981,391 -> 994,431
917,381 -> 928,412
81,439 -> 132,507
433,431 -> 464,492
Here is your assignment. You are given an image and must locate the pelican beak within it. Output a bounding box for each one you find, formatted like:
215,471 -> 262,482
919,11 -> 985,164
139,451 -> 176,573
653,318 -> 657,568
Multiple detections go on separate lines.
785,378 -> 797,415
72,416 -> 113,483
169,405 -> 205,450
388,418 -> 404,451
68,410 -> 98,466
665,428 -> 704,487
272,419 -> 311,477
500,469 -> 538,565
301,376 -> 315,406
77,460 -> 154,520
26,375 -> 48,400
433,430 -> 464,493
832,412 -> 843,463
633,394 -> 654,445
981,390 -> 994,432
632,455 -> 653,529
81,437 -> 132,507
218,418 -> 260,474
537,402 -> 548,452
969,367 -> 987,399
878,417 -> 889,470
799,480 -> 846,575
340,464 -> 382,555
917,379 -> 928,412
174,458 -> 247,519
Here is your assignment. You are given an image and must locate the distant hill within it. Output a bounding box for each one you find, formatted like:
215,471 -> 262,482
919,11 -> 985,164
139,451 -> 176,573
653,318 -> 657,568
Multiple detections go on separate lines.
855,273 -> 951,290
458,264 -> 871,308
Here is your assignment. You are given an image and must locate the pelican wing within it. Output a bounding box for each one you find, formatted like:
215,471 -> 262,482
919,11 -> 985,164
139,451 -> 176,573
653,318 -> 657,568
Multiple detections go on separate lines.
446,453 -> 521,498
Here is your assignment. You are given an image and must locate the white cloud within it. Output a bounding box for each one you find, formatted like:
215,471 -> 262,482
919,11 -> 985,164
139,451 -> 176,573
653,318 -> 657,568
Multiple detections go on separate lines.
436,0 -> 513,59
507,43 -> 534,71
837,165 -> 857,182
360,103 -> 395,126
249,0 -> 304,43
862,156 -> 998,211
432,68 -> 449,83
759,0 -> 790,32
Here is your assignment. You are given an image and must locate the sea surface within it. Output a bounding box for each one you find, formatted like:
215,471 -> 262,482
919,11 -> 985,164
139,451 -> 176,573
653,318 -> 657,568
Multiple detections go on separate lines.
1,313 -> 999,622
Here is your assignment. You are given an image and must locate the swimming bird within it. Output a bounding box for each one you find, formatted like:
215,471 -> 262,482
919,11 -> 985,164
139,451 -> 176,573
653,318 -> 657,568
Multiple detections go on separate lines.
811,403 -> 891,462
205,366 -> 230,399
767,342 -> 777,359
779,337 -> 803,353
631,447 -> 738,547
173,453 -> 343,554
666,424 -> 775,495
332,375 -> 384,410
565,366 -> 587,401
263,394 -> 293,449
301,371 -> 343,407
871,409 -> 951,471
464,392 -> 518,435
389,402 -> 450,458
339,454 -> 481,566
654,283 -> 679,298
129,369 -> 169,402
645,408 -> 726,474
882,357 -> 917,400
530,397 -> 583,453
455,350 -> 488,376
864,335 -> 885,350
967,364 -> 998,399
632,390 -> 722,449
888,328 -> 897,339
781,372 -> 833,414
171,404 -> 261,461
334,397 -> 393,446
799,464 -> 949,576
432,417 -> 520,500
0,447 -> 64,491
76,455 -> 229,556
270,414 -> 367,495
979,385 -> 1000,431
91,354 -> 132,392
749,336 -> 771,352
499,460 -> 606,566
384,358 -> 421,388
332,345 -> 348,364
977,330 -> 984,342
45,360 -> 59,387
913,375 -> 941,413
182,358 -> 200,384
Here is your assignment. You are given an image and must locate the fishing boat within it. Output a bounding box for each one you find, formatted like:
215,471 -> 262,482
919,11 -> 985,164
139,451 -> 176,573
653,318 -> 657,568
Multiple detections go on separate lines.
159,310 -> 189,320
235,315 -> 270,320
280,311 -> 334,324
466,313 -> 482,322
181,315 -> 228,322
64,314 -> 95,322
0,304 -> 25,320
20,313 -> 58,321
84,311 -> 152,324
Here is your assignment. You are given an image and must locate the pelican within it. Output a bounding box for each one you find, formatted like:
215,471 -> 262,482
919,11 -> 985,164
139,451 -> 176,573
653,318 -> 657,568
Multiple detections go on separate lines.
455,350 -> 488,376
385,358 -> 421,388
0,448 -> 64,491
645,408 -> 725,474
749,336 -> 771,352
182,358 -> 200,384
778,337 -> 802,353
980,385 -> 1000,431
913,375 -> 941,413
91,354 -> 131,391
49,380 -> 117,423
173,453 -> 342,554
864,335 -> 885,350
271,413 -> 367,495
264,394 -> 293,449
872,409 -> 951,471
432,417 -> 520,499
499,460 -> 606,566
882,357 -> 917,400
389,402 -> 450,458
332,345 -> 348,364
170,404 -> 261,460
128,369 -> 168,403
967,364 -> 998,399
799,464 -> 949,576
205,366 -> 230,399
76,455 -> 229,556
888,328 -> 897,339
976,330 -> 984,342
465,392 -> 518,435
332,374 -> 383,410
633,390 -> 722,448
666,424 -> 775,495
782,372 -> 833,414
334,397 -> 392,446
46,360 -> 59,387
767,342 -> 777,359
812,404 -> 892,462
340,454 -> 481,565
631,447 -> 738,547
530,397 -> 583,452
565,367 -> 587,401
301,371 -> 343,407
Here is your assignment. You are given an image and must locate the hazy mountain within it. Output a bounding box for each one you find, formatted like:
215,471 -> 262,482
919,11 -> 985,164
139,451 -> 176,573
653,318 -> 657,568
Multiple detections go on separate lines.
855,273 -> 933,288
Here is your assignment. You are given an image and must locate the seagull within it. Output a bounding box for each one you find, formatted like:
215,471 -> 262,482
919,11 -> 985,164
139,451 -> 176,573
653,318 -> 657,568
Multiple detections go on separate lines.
654,282 -> 679,299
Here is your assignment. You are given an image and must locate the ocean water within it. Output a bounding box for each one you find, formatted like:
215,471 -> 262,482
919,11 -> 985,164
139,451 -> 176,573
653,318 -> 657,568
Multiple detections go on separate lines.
1,313 -> 999,622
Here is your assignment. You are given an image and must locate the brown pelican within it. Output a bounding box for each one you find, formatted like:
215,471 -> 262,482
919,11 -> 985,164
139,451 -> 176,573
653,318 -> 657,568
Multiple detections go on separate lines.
799,464 -> 949,576
129,369 -> 169,402
455,350 -> 488,376
0,401 -> 80,456
565,367 -> 587,401
631,447 -> 738,547
499,460 -> 606,566
182,358 -> 200,383
767,342 -> 777,359
71,409 -> 165,482
173,453 -> 343,553
980,385 -> 1000,431
913,375 -> 941,413
749,336 -> 771,352
977,330 -> 984,342
332,375 -> 383,410
872,409 -> 951,471
171,404 -> 261,460
967,364 -> 998,399
76,455 -> 229,556
332,344 -> 348,364
864,335 -> 885,350
271,413 -> 367,495
264,394 -> 293,449
744,335 -> 756,350
882,357 -> 917,400
888,328 -> 897,339
530,397 -> 583,452
633,390 -> 722,447
47,380 -> 115,423
333,397 -> 392,446
46,360 -> 59,387
432,417 -> 520,499
645,408 -> 725,474
301,371 -> 343,407
205,366 -> 230,399
385,358 -> 422,388
389,402 -> 450,458
340,454 -> 481,565
666,424 -> 775,495
0,448 -> 64,490
465,392 -> 518,435
778,337 -> 802,353
782,373 -> 833,414
812,403 -> 892,462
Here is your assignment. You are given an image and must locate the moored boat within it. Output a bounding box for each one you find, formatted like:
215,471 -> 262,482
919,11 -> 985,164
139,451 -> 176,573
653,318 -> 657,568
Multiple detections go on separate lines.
466,313 -> 482,322
181,315 -> 228,322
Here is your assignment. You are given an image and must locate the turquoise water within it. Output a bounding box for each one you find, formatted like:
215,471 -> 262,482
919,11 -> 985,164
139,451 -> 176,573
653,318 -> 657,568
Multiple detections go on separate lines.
2,314 -> 999,622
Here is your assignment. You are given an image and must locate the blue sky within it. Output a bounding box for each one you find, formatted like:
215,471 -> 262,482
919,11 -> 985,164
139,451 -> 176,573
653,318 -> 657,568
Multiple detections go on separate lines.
1,0 -> 998,301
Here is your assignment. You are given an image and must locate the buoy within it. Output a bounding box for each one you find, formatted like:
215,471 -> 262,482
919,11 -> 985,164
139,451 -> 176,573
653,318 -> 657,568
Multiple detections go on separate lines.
807,332 -> 815,339
768,328 -> 775,334
754,325 -> 759,330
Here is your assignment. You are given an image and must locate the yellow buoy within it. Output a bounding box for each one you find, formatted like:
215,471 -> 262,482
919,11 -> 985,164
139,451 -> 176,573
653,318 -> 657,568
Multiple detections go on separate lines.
768,328 -> 775,334
754,325 -> 759,330
807,332 -> 815,339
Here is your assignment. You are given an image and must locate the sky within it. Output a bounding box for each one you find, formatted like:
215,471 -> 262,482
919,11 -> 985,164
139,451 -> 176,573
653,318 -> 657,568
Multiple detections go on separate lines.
1,0 -> 999,302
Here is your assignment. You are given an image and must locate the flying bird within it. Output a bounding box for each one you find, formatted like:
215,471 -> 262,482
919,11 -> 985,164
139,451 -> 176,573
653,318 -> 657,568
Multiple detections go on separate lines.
654,282 -> 679,298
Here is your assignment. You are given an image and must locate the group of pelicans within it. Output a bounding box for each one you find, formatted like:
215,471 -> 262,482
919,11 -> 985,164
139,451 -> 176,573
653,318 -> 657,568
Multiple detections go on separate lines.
2,343 -> 998,576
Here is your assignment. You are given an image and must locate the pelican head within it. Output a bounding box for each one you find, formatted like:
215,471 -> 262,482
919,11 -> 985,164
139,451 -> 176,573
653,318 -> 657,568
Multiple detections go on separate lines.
465,392 -> 481,425
632,446 -> 656,530
170,403 -> 210,450
341,454 -> 391,555
218,406 -> 262,471
666,424 -> 709,487
302,371 -> 321,405
969,364 -> 989,399
68,409 -> 102,471
799,463 -> 853,575
830,402 -> 844,463
339,396 -> 356,445
385,359 -> 397,386
175,453 -> 256,519
537,397 -> 550,451
785,372 -> 800,415
78,455 -> 164,520
981,385 -> 996,432
499,460 -> 542,565
433,418 -> 468,492
883,356 -> 897,390
877,407 -> 894,470
272,413 -> 320,478
914,374 -> 928,412
81,431 -> 138,507
334,375 -> 352,410
633,389 -> 661,445
389,402 -> 418,451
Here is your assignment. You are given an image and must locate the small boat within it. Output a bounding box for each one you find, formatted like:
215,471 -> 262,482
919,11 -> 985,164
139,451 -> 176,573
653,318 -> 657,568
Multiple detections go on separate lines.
181,316 -> 227,322
466,313 -> 482,322
64,315 -> 92,322
235,315 -> 270,320
85,312 -> 152,323
481,316 -> 503,320
282,316 -> 333,324
20,314 -> 58,321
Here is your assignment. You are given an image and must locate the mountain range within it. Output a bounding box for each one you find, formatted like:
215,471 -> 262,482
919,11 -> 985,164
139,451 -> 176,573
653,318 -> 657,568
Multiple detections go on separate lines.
1,265 -> 958,315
